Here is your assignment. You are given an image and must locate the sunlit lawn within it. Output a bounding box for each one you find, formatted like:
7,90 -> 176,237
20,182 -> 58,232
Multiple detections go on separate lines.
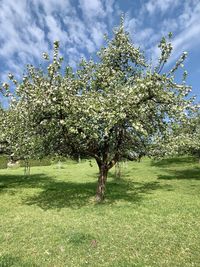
0,157 -> 200,267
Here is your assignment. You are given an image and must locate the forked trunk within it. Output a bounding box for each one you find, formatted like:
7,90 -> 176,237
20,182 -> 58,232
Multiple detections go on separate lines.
96,164 -> 108,202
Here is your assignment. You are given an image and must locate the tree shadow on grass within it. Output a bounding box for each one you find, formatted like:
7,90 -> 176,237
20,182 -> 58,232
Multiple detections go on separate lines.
158,167 -> 200,180
25,180 -> 96,209
0,173 -> 49,193
151,156 -> 197,168
106,180 -> 172,203
87,171 -> 132,181
0,172 -> 172,210
24,178 -> 172,210
0,254 -> 38,267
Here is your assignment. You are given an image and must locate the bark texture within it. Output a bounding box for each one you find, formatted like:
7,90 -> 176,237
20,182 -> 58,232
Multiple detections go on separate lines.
96,164 -> 108,202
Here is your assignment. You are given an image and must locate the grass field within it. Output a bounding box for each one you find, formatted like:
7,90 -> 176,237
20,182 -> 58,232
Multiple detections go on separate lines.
0,157 -> 200,267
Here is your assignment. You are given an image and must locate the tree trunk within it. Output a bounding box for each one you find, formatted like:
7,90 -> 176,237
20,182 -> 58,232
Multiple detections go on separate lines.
115,161 -> 121,178
96,164 -> 108,202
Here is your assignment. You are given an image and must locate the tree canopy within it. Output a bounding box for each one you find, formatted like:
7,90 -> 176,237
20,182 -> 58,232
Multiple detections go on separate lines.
0,20 -> 198,201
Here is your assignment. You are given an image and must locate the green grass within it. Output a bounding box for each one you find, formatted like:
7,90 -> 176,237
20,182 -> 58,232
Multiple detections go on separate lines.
0,157 -> 200,267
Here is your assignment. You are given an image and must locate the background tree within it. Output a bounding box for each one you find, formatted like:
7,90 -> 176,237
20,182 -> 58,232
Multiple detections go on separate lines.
0,106 -> 8,155
151,108 -> 200,162
176,114 -> 200,162
189,115 -> 200,162
1,21 -> 197,201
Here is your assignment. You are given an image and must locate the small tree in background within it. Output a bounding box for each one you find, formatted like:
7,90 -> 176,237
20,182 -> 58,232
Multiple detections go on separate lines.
1,20 -> 198,201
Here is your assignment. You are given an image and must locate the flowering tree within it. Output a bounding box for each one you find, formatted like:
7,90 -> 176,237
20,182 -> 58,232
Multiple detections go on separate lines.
188,115 -> 200,162
0,107 -> 4,153
1,21 -> 197,201
174,114 -> 200,162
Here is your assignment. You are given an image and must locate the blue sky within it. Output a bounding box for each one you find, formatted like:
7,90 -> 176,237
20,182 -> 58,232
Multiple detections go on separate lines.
0,0 -> 200,102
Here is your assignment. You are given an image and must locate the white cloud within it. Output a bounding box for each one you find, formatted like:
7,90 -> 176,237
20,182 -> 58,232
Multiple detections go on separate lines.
125,17 -> 138,33
0,0 -> 50,75
78,0 -> 105,20
0,0 -> 121,85
161,1 -> 200,63
33,0 -> 72,15
125,16 -> 159,51
66,47 -> 85,68
143,0 -> 180,15
45,15 -> 69,44
2,0 -> 199,88
76,0 -> 110,51
102,0 -> 117,27
171,23 -> 200,58
90,22 -> 107,47
125,0 -> 200,66
63,16 -> 96,53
